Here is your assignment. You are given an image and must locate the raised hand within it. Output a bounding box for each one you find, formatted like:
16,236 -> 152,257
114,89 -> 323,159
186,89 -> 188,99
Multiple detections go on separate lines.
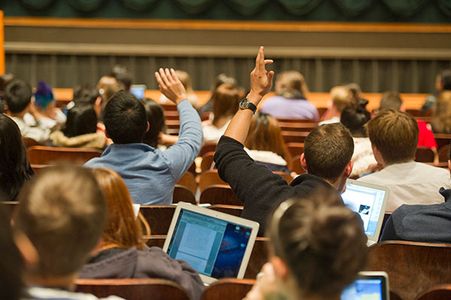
155,68 -> 187,104
248,46 -> 274,104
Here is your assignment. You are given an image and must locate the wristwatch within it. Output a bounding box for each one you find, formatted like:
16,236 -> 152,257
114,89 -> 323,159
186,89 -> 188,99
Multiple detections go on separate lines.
239,98 -> 257,114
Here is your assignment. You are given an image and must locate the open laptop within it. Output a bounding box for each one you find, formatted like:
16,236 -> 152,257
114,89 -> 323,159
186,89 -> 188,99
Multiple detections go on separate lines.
341,180 -> 389,246
341,271 -> 390,300
163,202 -> 259,285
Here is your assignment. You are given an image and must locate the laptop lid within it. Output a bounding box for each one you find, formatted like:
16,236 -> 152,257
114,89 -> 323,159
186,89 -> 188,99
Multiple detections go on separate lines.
163,202 -> 259,285
341,180 -> 388,244
341,271 -> 390,300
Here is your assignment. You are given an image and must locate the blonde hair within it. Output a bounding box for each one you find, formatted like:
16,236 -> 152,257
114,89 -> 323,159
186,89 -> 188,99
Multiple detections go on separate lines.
330,86 -> 353,112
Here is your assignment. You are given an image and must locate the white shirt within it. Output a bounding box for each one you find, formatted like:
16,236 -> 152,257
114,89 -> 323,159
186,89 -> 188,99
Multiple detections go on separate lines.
25,286 -> 123,300
11,116 -> 50,144
202,119 -> 231,144
358,161 -> 451,212
319,116 -> 340,126
351,137 -> 377,178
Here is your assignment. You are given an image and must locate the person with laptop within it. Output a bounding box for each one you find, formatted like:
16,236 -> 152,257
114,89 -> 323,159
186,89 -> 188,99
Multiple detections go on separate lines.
214,47 -> 354,232
380,143 -> 451,243
85,68 -> 203,205
244,187 -> 368,300
358,110 -> 450,212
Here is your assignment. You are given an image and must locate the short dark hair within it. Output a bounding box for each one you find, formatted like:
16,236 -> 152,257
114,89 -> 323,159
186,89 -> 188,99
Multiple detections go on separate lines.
368,110 -> 418,164
14,165 -> 106,278
72,85 -> 99,106
4,79 -> 32,113
103,91 -> 147,144
304,123 -> 354,181
63,105 -> 98,138
269,187 -> 367,298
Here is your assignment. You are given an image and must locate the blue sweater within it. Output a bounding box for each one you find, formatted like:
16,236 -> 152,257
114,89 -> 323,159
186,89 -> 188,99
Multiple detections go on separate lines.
85,100 -> 202,205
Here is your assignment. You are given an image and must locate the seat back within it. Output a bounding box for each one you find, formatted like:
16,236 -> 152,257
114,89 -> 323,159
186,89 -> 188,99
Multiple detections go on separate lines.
286,143 -> 305,157
281,131 -> 309,144
365,241 -> 451,300
438,144 -> 450,162
199,185 -> 241,205
245,237 -> 270,279
28,146 -> 101,165
173,185 -> 197,204
199,142 -> 217,157
176,172 -> 197,194
201,278 -> 255,300
140,206 -> 176,235
200,152 -> 215,173
416,284 -> 451,300
75,278 -> 189,300
209,205 -> 243,217
415,147 -> 435,162
0,201 -> 18,218
199,170 -> 228,192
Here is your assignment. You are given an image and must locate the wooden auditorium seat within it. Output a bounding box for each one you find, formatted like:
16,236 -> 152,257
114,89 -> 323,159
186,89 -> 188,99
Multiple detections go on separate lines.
22,137 -> 40,148
173,185 -> 197,204
176,172 -> 197,194
365,241 -> 451,300
75,278 -> 189,300
27,146 -> 101,165
198,170 -> 228,193
0,201 -> 18,218
209,205 -> 243,217
199,185 -> 241,206
281,131 -> 309,144
415,147 -> 435,163
199,142 -> 217,157
144,235 -> 166,248
200,152 -> 215,173
201,278 -> 255,300
286,142 -> 305,157
275,118 -> 317,123
278,122 -> 317,132
434,133 -> 451,150
139,206 -> 176,236
438,144 -> 450,162
245,237 -> 270,278
415,284 -> 451,300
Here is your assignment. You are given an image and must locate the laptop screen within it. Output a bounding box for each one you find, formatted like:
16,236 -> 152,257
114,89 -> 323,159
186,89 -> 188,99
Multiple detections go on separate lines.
166,208 -> 253,279
341,277 -> 386,300
341,182 -> 386,238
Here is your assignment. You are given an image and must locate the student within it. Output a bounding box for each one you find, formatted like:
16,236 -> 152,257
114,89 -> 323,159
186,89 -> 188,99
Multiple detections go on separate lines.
214,47 -> 353,232
380,143 -> 451,242
80,168 -> 204,300
13,165 -> 120,300
245,187 -> 368,300
85,69 -> 202,205
51,104 -> 107,149
0,114 -> 34,201
142,99 -> 169,148
358,110 -> 450,212
431,90 -> 451,134
4,79 -> 51,143
319,85 -> 354,125
260,70 -> 318,121
202,83 -> 240,143
199,73 -> 238,116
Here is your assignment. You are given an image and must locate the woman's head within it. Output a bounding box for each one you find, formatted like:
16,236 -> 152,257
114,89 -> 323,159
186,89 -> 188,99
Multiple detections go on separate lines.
340,100 -> 371,137
269,188 -> 367,299
0,114 -> 33,200
175,70 -> 194,93
212,83 -> 241,126
431,91 -> 451,133
142,99 -> 166,148
275,71 -> 309,100
245,112 -> 291,161
34,81 -> 55,110
92,168 -> 144,249
62,105 -> 98,138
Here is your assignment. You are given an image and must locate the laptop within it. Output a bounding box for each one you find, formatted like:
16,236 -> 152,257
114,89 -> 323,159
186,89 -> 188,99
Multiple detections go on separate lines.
163,202 -> 259,285
341,271 -> 390,300
341,180 -> 389,246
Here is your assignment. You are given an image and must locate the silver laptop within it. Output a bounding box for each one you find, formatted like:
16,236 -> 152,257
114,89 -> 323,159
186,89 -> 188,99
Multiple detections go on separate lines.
341,271 -> 390,300
341,180 -> 389,246
163,202 -> 259,285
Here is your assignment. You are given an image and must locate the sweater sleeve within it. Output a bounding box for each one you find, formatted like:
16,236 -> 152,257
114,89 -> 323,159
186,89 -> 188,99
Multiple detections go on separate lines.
162,100 -> 203,180
214,136 -> 291,215
379,214 -> 401,242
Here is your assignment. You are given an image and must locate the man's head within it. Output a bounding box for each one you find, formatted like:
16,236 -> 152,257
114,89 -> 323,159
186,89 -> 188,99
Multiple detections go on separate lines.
4,79 -> 32,114
14,165 -> 106,282
368,110 -> 418,166
103,91 -> 148,144
302,123 -> 354,189
379,91 -> 403,112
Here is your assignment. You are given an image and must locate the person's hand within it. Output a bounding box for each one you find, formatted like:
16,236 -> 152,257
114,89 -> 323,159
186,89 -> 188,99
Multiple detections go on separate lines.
155,68 -> 187,105
248,46 -> 275,105
244,263 -> 285,300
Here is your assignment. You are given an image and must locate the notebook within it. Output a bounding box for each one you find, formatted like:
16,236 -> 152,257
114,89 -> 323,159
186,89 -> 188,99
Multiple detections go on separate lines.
163,202 -> 259,285
341,180 -> 389,246
341,271 -> 389,300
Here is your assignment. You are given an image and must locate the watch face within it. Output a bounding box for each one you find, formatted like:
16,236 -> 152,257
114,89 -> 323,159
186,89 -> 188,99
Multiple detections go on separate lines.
239,99 -> 248,110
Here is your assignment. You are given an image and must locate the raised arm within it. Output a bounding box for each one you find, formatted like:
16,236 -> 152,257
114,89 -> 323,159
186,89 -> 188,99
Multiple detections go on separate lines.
155,68 -> 202,179
223,46 -> 274,142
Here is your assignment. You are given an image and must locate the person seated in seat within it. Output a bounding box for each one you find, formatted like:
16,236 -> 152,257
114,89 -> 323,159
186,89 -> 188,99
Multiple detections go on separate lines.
4,79 -> 51,143
431,90 -> 451,134
142,98 -> 178,149
50,104 -> 107,149
160,70 -> 198,107
13,165 -> 120,299
214,47 -> 354,233
260,70 -> 318,121
85,69 -> 202,205
358,110 -> 450,212
202,83 -> 241,144
244,112 -> 292,173
319,85 -> 354,125
0,114 -> 34,201
380,143 -> 451,243
80,168 -> 203,300
245,187 -> 368,300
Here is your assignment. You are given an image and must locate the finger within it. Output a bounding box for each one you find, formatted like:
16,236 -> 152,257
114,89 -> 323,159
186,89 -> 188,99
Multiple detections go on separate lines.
264,59 -> 273,65
255,46 -> 262,72
155,72 -> 167,90
158,68 -> 170,85
268,70 -> 275,83
165,68 -> 174,83
170,68 -> 179,83
257,46 -> 266,73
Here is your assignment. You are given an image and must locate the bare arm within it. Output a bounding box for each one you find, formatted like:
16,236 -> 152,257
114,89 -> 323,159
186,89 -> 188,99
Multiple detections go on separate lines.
224,46 -> 274,143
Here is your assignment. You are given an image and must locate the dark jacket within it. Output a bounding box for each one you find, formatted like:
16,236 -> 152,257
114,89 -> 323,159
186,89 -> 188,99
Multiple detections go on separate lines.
79,247 -> 204,300
214,136 -> 340,233
380,188 -> 451,243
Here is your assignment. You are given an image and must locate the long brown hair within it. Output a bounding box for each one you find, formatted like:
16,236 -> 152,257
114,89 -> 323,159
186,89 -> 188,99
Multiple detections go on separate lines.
245,113 -> 291,162
275,70 -> 309,100
212,83 -> 241,127
431,91 -> 451,134
93,168 -> 146,249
